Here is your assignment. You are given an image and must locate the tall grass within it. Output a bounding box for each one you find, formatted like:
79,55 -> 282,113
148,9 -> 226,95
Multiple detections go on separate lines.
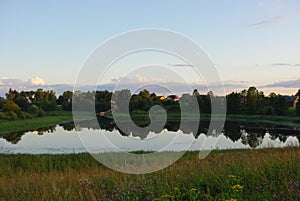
0,147 -> 299,200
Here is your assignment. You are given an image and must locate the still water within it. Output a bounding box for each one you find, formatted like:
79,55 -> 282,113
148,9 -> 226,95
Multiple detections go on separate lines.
0,118 -> 299,154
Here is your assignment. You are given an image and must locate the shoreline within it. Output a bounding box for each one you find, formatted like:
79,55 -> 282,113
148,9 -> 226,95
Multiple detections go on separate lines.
1,112 -> 300,136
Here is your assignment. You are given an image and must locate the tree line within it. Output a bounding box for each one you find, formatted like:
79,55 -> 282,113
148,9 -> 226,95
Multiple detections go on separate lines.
0,87 -> 299,121
226,87 -> 300,116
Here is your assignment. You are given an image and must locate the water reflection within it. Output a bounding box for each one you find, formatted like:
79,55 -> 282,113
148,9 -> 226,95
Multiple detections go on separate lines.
1,126 -> 57,144
1,117 -> 300,150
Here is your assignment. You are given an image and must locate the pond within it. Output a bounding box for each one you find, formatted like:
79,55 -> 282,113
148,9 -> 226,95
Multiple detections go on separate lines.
0,117 -> 299,154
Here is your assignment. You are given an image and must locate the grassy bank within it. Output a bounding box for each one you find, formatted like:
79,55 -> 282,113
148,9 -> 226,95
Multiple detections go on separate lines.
122,111 -> 300,126
0,147 -> 299,200
0,111 -> 73,136
1,111 -> 300,136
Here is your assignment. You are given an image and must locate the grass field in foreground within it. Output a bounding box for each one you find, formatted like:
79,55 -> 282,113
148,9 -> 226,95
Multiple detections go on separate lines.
0,147 -> 299,201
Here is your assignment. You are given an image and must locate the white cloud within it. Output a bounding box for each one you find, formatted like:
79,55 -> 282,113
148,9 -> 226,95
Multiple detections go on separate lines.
111,74 -> 173,84
134,74 -> 170,83
0,77 -> 47,96
0,77 -> 24,86
27,77 -> 46,86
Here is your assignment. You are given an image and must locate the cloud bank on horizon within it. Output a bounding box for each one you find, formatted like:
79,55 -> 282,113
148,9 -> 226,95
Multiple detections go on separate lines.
0,75 -> 299,97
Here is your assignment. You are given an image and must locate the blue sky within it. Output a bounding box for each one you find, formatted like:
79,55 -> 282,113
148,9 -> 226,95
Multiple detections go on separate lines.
0,0 -> 299,95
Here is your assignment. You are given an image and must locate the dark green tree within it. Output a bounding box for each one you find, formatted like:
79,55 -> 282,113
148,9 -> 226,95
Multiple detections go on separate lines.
130,94 -> 146,112
246,87 -> 264,115
6,88 -> 18,101
57,91 -> 73,111
274,95 -> 288,116
139,89 -> 151,99
114,89 -> 131,112
13,91 -> 31,112
296,99 -> 300,116
0,97 -> 5,110
226,92 -> 241,114
202,91 -> 213,114
95,90 -> 112,112
193,89 -> 202,110
34,89 -> 57,111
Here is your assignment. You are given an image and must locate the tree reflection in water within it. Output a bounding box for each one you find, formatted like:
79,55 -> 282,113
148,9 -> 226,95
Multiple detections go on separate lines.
1,117 -> 299,148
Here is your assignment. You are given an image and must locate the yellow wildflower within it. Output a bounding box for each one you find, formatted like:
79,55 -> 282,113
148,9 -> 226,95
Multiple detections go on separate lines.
160,194 -> 174,199
232,184 -> 243,190
190,188 -> 197,192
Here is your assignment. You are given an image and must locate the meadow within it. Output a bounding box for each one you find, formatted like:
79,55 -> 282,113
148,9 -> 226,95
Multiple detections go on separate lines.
0,147 -> 299,201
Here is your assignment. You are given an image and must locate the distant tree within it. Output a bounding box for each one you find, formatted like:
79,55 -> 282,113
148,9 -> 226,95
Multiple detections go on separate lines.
296,100 -> 300,116
130,94 -> 147,112
129,90 -> 158,112
114,89 -> 131,112
274,95 -> 288,116
13,91 -> 31,112
57,91 -> 73,111
0,97 -> 5,110
264,92 -> 278,115
180,94 -> 192,103
201,91 -> 213,114
95,90 -> 112,112
139,89 -> 150,99
193,89 -> 200,97
84,91 -> 95,100
6,88 -> 18,101
192,89 -> 202,111
150,93 -> 156,99
246,87 -> 264,115
180,94 -> 193,110
164,99 -> 180,113
34,89 -> 57,111
226,92 -> 241,114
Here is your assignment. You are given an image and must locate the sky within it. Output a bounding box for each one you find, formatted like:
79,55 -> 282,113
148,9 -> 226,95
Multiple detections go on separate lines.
0,0 -> 300,96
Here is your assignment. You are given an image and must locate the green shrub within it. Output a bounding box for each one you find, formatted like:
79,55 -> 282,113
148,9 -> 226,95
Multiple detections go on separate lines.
17,111 -> 33,119
3,101 -> 21,113
0,112 -> 10,120
28,105 -> 40,117
8,111 -> 18,120
38,109 -> 45,117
